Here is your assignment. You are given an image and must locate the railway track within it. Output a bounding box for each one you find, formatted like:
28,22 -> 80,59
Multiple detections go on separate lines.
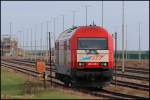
2,59 -> 149,81
111,80 -> 149,91
116,72 -> 149,81
1,61 -> 149,91
117,68 -> 149,74
10,58 -> 149,73
3,59 -> 149,91
117,65 -> 149,71
2,59 -> 55,71
11,58 -> 149,70
1,61 -> 148,99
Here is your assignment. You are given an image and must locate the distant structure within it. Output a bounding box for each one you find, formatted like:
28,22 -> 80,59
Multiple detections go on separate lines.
1,35 -> 18,56
117,50 -> 149,60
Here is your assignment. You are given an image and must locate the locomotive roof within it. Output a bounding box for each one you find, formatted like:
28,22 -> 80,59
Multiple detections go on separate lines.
56,26 -> 108,41
56,26 -> 78,41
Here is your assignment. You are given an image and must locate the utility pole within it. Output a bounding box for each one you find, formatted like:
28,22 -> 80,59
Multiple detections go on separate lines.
26,29 -> 29,58
46,21 -> 49,63
61,15 -> 64,31
40,23 -> 43,58
17,30 -> 21,58
53,18 -> 56,65
102,0 -> 103,27
31,28 -> 33,61
85,6 -> 88,26
22,30 -> 24,59
23,30 -> 25,58
28,28 -> 30,59
16,31 -> 19,57
125,24 -> 127,60
9,22 -> 12,56
53,18 -> 56,43
122,1 -> 125,73
73,11 -> 75,27
84,5 -> 91,26
34,24 -> 37,60
49,32 -> 52,86
72,11 -> 77,27
139,23 -> 141,62
115,32 -> 117,87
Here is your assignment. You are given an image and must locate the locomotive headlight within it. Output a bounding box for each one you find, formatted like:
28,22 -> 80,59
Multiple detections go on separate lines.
100,62 -> 108,66
103,62 -> 107,66
78,62 -> 85,66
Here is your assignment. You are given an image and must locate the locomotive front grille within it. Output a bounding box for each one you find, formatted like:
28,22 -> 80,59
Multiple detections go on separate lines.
73,68 -> 113,84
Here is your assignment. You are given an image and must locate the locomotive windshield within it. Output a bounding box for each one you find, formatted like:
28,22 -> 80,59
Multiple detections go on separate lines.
78,38 -> 107,50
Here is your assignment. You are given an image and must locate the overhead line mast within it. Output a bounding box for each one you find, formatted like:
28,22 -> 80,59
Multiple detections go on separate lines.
122,1 -> 125,73
9,22 -> 12,56
138,23 -> 141,62
102,0 -> 103,27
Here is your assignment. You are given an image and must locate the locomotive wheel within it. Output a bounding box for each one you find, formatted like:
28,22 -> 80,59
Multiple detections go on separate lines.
64,81 -> 71,87
96,86 -> 103,90
64,81 -> 69,86
88,86 -> 102,91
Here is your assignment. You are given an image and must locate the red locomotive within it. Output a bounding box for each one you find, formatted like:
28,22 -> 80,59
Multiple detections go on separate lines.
54,25 -> 114,88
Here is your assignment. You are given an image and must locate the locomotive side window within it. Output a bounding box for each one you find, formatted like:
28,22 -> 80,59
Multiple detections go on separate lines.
78,38 -> 107,50
55,42 -> 59,50
67,40 -> 70,50
64,40 -> 67,50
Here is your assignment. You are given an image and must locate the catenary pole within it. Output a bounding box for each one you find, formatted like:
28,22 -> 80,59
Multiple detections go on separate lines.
125,24 -> 127,60
31,28 -> 33,61
49,32 -> 52,86
102,0 -> 103,27
139,23 -> 141,62
40,23 -> 43,58
46,21 -> 49,63
9,22 -> 12,56
115,32 -> 117,87
122,1 -> 125,73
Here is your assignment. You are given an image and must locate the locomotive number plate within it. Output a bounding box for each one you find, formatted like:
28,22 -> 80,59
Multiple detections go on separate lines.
87,62 -> 99,65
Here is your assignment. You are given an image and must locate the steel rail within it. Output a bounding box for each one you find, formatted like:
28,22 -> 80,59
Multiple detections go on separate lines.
117,65 -> 149,71
111,80 -> 149,91
117,68 -> 149,74
116,73 -> 149,81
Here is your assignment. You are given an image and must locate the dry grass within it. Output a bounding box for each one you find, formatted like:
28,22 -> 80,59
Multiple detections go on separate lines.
22,80 -> 45,95
1,67 -> 101,99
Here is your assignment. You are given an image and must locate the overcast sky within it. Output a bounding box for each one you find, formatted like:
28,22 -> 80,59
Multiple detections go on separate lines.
1,1 -> 149,50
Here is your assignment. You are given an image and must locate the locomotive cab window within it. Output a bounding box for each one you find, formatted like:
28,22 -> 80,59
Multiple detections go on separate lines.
78,38 -> 107,50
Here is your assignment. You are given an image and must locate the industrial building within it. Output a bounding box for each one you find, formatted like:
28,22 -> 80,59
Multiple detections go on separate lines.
1,35 -> 18,56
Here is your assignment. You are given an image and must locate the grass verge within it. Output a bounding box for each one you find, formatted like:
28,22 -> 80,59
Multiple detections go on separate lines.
1,68 -> 81,99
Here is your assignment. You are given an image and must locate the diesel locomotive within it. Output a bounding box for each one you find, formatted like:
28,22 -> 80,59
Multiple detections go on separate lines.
54,25 -> 114,88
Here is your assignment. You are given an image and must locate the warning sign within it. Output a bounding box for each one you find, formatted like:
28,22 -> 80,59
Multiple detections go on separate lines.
36,60 -> 46,73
